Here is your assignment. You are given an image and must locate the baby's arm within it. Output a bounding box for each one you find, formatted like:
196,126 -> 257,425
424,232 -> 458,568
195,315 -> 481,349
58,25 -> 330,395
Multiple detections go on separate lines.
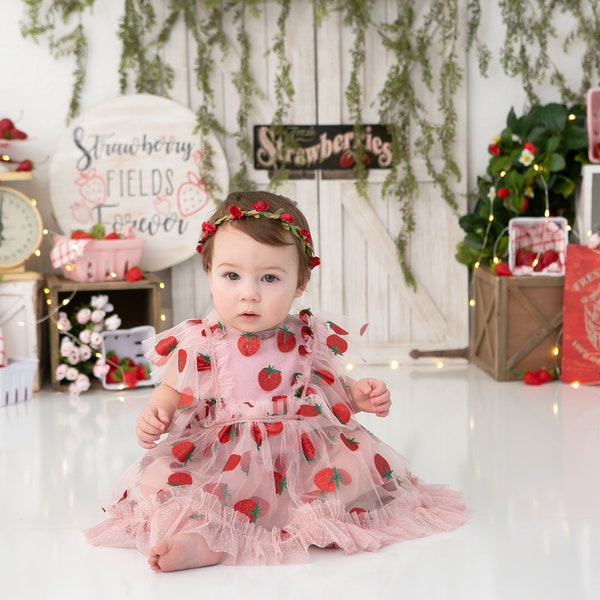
136,383 -> 180,449
346,377 -> 391,417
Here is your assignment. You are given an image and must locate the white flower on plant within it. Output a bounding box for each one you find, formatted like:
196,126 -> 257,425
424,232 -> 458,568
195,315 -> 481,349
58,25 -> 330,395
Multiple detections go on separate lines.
67,348 -> 81,365
69,373 -> 91,394
89,331 -> 104,349
66,366 -> 79,381
104,314 -> 122,331
487,186 -> 496,201
76,308 -> 92,325
57,311 -> 72,332
91,295 -> 112,311
524,186 -> 534,198
79,329 -> 92,344
55,364 -> 68,381
60,337 -> 75,357
79,344 -> 92,361
91,309 -> 106,324
93,359 -> 110,378
519,148 -> 535,166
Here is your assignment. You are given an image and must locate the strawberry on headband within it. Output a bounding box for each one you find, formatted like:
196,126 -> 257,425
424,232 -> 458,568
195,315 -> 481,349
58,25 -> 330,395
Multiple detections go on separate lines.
196,201 -> 321,269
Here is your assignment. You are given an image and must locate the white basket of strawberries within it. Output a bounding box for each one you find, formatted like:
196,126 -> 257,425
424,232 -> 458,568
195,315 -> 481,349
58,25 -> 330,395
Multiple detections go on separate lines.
101,326 -> 156,390
508,216 -> 568,276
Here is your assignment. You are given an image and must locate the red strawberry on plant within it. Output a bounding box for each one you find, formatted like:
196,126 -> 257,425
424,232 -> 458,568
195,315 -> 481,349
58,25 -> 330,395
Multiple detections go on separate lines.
332,402 -> 351,424
276,326 -> 296,352
301,432 -> 316,461
374,453 -> 394,480
233,498 -> 269,523
171,441 -> 196,464
258,365 -> 282,391
238,332 -> 261,356
273,471 -> 287,495
340,433 -> 359,451
167,472 -> 193,486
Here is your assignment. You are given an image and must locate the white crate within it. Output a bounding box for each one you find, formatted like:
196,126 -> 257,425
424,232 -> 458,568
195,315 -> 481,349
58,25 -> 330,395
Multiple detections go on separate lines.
0,358 -> 38,406
508,216 -> 568,276
101,326 -> 156,390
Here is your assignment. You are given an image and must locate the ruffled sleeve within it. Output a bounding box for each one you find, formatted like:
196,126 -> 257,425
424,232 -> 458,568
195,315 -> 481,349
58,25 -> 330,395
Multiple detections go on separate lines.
143,316 -> 222,434
302,310 -> 369,417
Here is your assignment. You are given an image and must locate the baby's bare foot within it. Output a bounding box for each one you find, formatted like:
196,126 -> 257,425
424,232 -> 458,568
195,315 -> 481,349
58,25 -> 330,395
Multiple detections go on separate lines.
148,533 -> 224,572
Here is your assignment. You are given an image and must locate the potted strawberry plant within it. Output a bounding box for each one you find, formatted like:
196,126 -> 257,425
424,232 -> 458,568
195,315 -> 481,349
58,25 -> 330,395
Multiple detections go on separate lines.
455,102 -> 589,269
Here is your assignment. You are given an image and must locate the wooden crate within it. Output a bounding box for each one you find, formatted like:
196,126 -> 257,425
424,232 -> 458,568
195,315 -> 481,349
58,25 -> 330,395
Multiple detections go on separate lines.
470,267 -> 563,381
45,274 -> 162,390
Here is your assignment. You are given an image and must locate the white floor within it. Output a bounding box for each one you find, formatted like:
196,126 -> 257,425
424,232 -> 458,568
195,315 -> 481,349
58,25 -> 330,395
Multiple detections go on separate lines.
2,363 -> 600,599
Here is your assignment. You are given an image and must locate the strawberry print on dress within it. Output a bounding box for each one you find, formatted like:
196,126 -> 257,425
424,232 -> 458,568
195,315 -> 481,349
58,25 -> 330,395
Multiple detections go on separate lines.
85,310 -> 468,565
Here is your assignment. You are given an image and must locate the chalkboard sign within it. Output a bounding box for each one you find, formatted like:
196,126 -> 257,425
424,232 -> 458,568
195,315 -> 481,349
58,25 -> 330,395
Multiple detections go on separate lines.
50,94 -> 229,271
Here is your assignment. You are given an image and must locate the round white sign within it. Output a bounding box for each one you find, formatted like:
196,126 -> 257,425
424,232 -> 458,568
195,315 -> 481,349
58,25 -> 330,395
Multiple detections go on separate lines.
50,94 -> 229,271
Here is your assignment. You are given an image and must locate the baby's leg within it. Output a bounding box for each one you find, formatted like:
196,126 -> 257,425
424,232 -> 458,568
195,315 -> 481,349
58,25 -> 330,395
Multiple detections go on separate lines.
148,533 -> 225,572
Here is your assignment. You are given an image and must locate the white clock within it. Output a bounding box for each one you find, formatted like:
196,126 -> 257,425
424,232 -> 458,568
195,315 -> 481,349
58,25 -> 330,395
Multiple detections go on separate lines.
0,186 -> 43,272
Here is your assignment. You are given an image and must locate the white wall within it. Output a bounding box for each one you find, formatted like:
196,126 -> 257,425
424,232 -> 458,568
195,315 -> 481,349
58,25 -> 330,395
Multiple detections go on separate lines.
1,2 -> 589,273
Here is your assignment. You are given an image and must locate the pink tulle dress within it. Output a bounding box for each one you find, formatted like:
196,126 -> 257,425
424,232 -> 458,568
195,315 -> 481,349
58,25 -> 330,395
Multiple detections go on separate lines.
85,309 -> 468,565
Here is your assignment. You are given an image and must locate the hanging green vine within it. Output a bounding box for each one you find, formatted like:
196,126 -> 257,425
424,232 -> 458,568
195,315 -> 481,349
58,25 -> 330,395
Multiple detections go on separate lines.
18,0 -> 600,287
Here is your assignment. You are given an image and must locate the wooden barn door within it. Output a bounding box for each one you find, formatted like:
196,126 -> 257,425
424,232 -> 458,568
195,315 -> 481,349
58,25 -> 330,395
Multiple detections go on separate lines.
172,0 -> 469,364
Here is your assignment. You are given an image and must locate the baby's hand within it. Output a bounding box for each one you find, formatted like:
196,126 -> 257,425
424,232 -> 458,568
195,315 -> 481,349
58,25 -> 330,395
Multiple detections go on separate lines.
136,404 -> 172,449
349,378 -> 391,417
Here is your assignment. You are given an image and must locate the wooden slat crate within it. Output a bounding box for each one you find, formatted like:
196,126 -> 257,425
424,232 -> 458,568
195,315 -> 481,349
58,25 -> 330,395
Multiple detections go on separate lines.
469,267 -> 563,381
45,274 -> 162,390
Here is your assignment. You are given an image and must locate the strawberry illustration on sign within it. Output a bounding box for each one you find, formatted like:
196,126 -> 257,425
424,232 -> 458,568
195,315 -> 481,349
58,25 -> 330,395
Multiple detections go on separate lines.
177,172 -> 209,217
258,365 -> 282,391
70,200 -> 91,224
75,168 -> 107,205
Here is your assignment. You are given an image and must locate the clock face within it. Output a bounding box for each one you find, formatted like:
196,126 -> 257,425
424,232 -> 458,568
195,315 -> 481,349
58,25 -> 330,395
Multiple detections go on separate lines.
0,186 -> 43,269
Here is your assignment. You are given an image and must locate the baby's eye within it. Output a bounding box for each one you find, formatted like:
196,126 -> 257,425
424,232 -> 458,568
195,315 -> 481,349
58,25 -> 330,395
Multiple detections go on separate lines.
224,272 -> 240,281
262,274 -> 279,283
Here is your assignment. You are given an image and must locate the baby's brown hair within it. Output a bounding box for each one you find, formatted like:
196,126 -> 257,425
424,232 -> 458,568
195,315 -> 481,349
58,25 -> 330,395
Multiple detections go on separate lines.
198,191 -> 318,289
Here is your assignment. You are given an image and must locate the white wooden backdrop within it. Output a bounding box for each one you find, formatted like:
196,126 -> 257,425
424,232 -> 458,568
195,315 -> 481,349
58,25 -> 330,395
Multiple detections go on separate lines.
165,0 -> 469,364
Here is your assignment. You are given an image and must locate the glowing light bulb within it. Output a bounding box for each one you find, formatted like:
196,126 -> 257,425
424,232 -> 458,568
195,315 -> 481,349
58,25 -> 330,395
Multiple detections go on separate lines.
552,346 -> 559,357
469,298 -> 476,307
571,381 -> 580,389
544,209 -> 550,217
159,281 -> 165,289
389,360 -> 399,370
345,363 -> 355,371
474,261 -> 480,269
568,113 -> 576,121
160,313 -> 166,321
436,360 -> 444,369
488,214 -> 494,222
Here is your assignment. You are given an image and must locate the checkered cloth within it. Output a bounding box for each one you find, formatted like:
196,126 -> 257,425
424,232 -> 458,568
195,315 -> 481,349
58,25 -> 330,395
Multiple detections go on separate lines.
50,236 -> 91,268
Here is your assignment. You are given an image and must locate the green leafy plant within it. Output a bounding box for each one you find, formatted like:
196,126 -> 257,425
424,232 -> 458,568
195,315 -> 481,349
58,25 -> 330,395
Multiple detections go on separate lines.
455,103 -> 588,269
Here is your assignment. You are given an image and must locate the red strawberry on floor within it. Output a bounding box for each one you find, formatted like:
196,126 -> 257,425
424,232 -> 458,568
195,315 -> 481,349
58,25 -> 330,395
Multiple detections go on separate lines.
171,441 -> 196,464
233,497 -> 269,523
523,370 -> 541,385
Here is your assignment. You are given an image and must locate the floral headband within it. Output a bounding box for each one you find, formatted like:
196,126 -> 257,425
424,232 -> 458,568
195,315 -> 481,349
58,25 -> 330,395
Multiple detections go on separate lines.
196,201 -> 321,269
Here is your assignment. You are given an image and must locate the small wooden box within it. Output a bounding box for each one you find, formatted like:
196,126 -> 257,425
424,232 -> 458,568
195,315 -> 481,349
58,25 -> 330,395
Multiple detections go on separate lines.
45,274 -> 162,390
470,267 -> 563,381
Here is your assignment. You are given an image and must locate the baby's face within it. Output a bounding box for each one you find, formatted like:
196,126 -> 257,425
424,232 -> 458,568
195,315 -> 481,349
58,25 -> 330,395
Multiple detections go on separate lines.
207,225 -> 304,332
